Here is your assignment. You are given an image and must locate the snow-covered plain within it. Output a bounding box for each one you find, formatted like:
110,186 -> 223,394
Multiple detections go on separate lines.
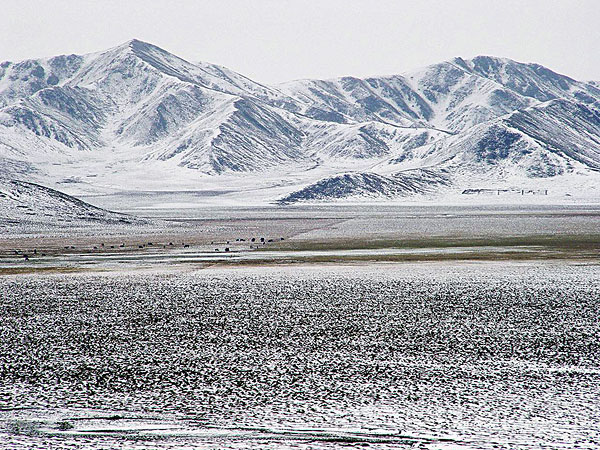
0,263 -> 599,449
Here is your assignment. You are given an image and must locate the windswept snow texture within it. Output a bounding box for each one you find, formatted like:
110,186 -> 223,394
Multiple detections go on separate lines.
0,179 -> 143,232
1,40 -> 600,204
1,264 -> 599,449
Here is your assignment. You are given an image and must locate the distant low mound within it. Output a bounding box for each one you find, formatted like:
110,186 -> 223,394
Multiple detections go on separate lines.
278,169 -> 450,204
0,179 -> 147,232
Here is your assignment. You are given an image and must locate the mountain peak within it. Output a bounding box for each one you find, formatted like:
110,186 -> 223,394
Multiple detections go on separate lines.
126,38 -> 146,46
470,55 -> 513,64
462,55 -> 514,73
84,38 -> 202,86
450,57 -> 470,71
108,38 -> 171,59
128,39 -> 164,54
114,38 -> 152,49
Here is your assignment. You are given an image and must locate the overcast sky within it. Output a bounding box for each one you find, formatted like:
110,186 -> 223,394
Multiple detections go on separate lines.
1,0 -> 598,83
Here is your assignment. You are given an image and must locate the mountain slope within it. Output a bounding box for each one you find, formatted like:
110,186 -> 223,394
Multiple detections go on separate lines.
0,179 -> 145,232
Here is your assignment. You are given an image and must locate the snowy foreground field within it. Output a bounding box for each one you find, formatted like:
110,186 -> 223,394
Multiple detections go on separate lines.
1,263 -> 599,449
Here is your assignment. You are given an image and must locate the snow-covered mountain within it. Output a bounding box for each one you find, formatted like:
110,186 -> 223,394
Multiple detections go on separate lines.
0,39 -> 599,205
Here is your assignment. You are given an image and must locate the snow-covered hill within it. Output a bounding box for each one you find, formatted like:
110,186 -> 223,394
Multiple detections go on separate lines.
278,169 -> 450,204
0,179 -> 145,233
0,39 -> 599,206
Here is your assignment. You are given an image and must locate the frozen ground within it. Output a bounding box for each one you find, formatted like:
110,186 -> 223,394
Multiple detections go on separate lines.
0,263 -> 599,449
2,204 -> 599,271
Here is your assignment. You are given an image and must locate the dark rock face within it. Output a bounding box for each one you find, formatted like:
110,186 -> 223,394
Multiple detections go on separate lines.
474,127 -> 522,162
